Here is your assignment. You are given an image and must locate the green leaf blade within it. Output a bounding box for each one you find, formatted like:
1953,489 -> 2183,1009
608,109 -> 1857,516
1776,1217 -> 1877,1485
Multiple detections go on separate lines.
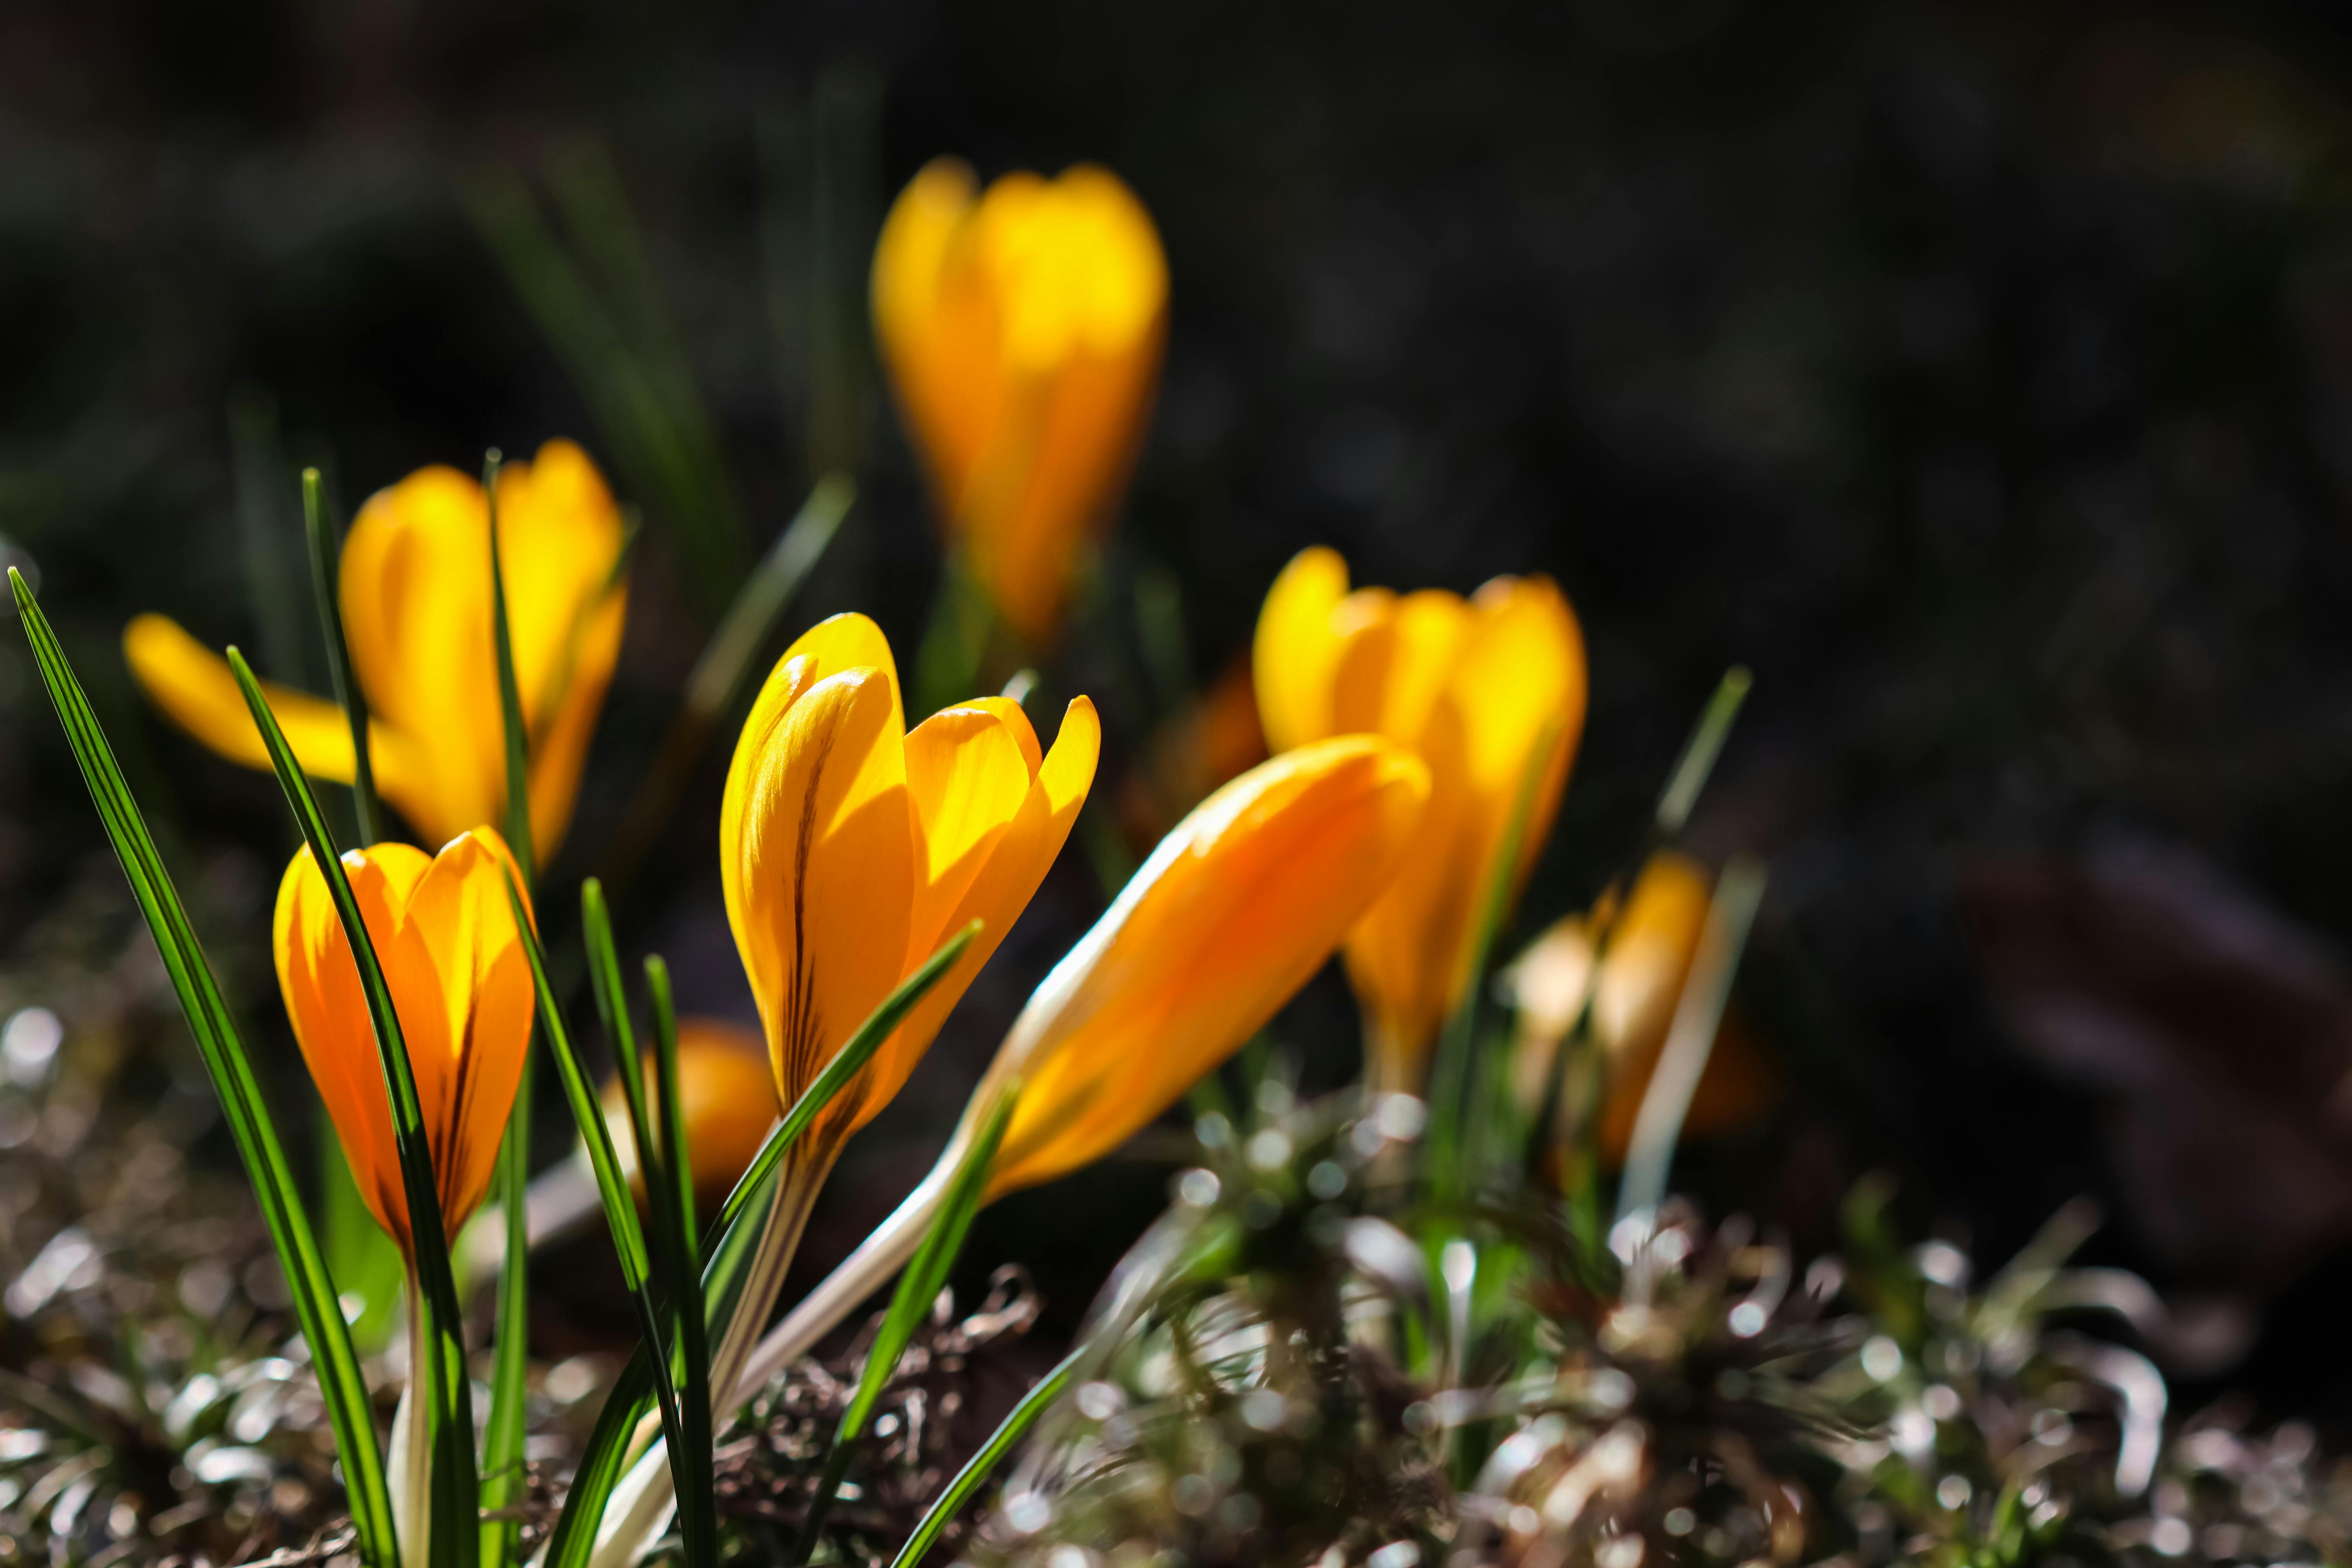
10,570 -> 397,1568
228,645 -> 479,1568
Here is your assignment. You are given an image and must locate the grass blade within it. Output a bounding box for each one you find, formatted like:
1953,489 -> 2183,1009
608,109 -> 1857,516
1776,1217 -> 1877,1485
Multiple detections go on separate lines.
479,1049 -> 534,1568
645,956 -> 714,1568
535,920 -> 982,1568
501,870 -> 693,1555
1653,666 -> 1752,838
705,919 -> 980,1250
793,1085 -> 1020,1562
598,474 -> 852,901
301,465 -> 381,847
1613,856 -> 1769,1261
886,1348 -> 1082,1568
578,881 -> 716,1568
9,568 -> 399,1568
228,646 -> 479,1568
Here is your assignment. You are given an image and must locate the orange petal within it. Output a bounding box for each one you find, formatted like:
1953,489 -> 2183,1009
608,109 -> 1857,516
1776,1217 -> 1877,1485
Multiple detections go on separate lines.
987,735 -> 1428,1194
1251,546 -> 1350,752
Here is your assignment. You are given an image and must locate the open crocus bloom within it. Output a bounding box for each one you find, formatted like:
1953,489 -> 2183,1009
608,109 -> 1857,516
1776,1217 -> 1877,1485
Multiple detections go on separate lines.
1506,852 -> 1777,1163
873,158 -> 1167,647
722,733 -> 1429,1406
274,827 -> 535,1254
1254,546 -> 1588,1093
126,439 -> 628,860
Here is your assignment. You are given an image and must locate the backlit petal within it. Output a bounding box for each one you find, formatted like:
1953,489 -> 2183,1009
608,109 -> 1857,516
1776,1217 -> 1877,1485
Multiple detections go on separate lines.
126,615 -> 361,781
1251,546 -> 1350,752
987,735 -> 1428,1194
720,664 -> 915,1132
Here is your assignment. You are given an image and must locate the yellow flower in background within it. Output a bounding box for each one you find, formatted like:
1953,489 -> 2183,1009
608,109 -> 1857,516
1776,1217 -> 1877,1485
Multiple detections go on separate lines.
1254,545 -> 1588,1093
722,611 -> 1101,1149
600,1018 -> 779,1212
724,733 -> 1430,1406
274,828 -> 535,1254
125,439 -> 628,860
873,158 -> 1168,646
1505,852 -> 1778,1163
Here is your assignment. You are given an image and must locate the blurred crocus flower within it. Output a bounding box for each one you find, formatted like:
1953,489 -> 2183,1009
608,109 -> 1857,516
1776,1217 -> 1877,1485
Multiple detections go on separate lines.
710,609 -> 1098,1394
726,733 -> 1431,1402
600,1018 -> 778,1212
125,440 -> 628,860
872,158 -> 1168,646
1253,545 -> 1588,1093
274,827 -> 535,1256
1505,851 -> 1777,1163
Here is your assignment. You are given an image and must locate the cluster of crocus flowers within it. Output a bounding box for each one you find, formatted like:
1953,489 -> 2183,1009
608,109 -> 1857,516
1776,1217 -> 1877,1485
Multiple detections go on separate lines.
1506,851 -> 1778,1163
873,158 -> 1168,648
1253,546 -> 1588,1093
711,610 -> 1099,1392
724,732 -> 1431,1405
126,439 -> 628,860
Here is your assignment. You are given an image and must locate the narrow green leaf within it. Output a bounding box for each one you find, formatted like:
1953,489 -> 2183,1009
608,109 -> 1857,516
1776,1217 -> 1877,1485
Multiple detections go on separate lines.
485,450 -> 535,890
598,475 -> 851,901
479,1049 -> 535,1568
536,918 -> 982,1568
301,465 -> 381,847
320,1118 -> 405,1353
1653,665 -> 1753,838
578,881 -> 715,1568
9,569 -> 398,1568
501,870 -> 693,1546
646,956 -> 715,1568
1613,856 -> 1770,1250
707,919 -> 980,1249
794,1085 -> 1020,1562
228,646 -> 478,1568
886,1348 -> 1082,1568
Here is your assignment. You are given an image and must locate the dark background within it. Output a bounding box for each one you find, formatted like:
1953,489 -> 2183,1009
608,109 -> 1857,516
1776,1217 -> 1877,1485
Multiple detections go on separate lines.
10,0 -> 2352,1420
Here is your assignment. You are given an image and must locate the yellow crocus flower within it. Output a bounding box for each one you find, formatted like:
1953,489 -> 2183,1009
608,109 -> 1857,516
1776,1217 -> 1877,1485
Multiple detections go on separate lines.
710,608 -> 1098,1400
125,440 -> 627,860
1507,852 -> 1778,1163
274,827 -> 535,1255
873,158 -> 1168,646
1253,545 -> 1588,1093
722,734 -> 1430,1407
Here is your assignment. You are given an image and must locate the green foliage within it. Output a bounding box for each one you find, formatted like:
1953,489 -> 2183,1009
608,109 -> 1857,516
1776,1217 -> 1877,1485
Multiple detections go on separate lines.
8,567 -> 400,1568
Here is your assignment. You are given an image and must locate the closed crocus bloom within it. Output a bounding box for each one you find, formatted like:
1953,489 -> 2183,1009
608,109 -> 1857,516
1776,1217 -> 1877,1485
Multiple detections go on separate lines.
274,828 -> 535,1253
1505,852 -> 1777,1164
722,733 -> 1430,1410
1254,546 -> 1588,1092
873,158 -> 1168,646
126,440 -> 627,860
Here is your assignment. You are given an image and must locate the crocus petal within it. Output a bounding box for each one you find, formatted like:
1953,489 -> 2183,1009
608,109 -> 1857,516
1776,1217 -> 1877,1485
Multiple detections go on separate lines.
399,828 -> 535,1231
274,833 -> 532,1253
985,735 -> 1429,1195
1250,545 -> 1350,753
721,660 -> 915,1132
125,614 -> 371,784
